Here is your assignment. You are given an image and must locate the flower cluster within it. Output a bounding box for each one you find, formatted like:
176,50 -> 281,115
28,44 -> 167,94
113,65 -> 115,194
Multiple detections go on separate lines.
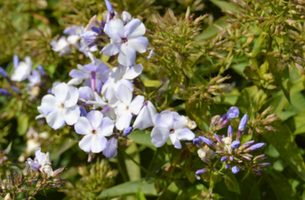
0,55 -> 45,100
36,0 -> 196,160
26,148 -> 64,178
194,107 -> 269,179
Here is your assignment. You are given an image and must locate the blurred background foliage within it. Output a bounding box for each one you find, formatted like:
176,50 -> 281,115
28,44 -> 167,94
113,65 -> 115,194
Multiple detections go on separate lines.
2,0 -> 305,199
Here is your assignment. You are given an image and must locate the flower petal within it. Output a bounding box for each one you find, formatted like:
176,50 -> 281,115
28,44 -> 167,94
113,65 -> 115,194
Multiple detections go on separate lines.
125,19 -> 145,38
154,110 -> 173,129
69,69 -> 88,78
169,134 -> 182,149
46,110 -> 65,130
104,18 -> 125,39
101,43 -> 121,56
151,127 -> 169,147
39,94 -> 58,116
172,112 -> 188,130
64,105 -> 80,125
115,111 -> 132,131
103,137 -> 118,158
129,95 -> 144,115
97,117 -> 114,136
116,84 -> 132,105
53,83 -> 69,103
133,106 -> 154,130
123,63 -> 143,80
91,135 -> 107,153
175,128 -> 195,141
118,44 -> 136,67
128,37 -> 148,53
86,110 -> 104,129
74,116 -> 92,135
79,134 -> 93,152
64,86 -> 79,107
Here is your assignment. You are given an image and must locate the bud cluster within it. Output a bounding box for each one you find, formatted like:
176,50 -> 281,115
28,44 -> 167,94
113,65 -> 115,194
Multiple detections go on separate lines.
193,107 -> 270,179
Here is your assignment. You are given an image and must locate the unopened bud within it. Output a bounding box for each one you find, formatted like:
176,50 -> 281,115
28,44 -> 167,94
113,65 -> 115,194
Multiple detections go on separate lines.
123,127 -> 133,137
199,136 -> 217,148
231,140 -> 240,149
231,166 -> 239,174
244,143 -> 265,152
238,114 -> 248,132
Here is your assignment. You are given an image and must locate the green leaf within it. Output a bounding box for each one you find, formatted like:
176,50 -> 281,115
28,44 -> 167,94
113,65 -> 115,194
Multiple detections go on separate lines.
195,19 -> 228,41
264,171 -> 299,200
157,182 -> 179,200
17,114 -> 29,135
210,0 -> 239,12
268,54 -> 291,102
251,32 -> 266,58
98,179 -> 157,198
136,188 -> 147,200
128,130 -> 156,150
223,174 -> 241,194
262,122 -> 305,181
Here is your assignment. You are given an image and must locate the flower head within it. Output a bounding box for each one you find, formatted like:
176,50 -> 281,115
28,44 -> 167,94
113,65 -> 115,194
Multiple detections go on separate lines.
101,18 -> 149,66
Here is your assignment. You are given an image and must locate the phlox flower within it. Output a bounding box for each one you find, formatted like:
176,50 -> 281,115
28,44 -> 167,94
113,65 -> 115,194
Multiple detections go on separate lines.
26,147 -> 53,178
133,101 -> 156,130
151,111 -> 195,149
101,18 -> 148,67
115,84 -> 144,130
36,82 -> 80,130
74,110 -> 114,153
68,55 -> 109,88
102,63 -> 143,102
11,56 -> 32,82
103,137 -> 118,158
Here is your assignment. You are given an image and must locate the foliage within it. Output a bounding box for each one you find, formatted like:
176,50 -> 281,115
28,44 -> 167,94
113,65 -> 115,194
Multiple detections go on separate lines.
1,0 -> 305,199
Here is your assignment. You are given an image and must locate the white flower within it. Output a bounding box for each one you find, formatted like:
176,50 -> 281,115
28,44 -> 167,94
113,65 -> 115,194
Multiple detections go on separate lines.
133,101 -> 156,130
101,18 -> 149,66
26,148 -> 53,178
50,36 -> 72,57
36,82 -> 80,130
115,84 -> 144,130
102,63 -> 143,103
74,110 -> 114,153
11,56 -> 32,82
151,111 -> 195,149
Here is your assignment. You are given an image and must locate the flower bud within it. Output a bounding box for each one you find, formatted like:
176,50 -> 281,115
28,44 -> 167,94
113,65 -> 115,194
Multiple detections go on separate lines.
221,156 -> 228,162
195,169 -> 207,180
227,106 -> 239,120
214,134 -> 223,144
0,67 -> 7,77
79,106 -> 88,117
13,55 -> 19,67
231,140 -> 241,149
244,143 -> 265,152
239,140 -> 255,150
0,88 -> 10,96
91,26 -> 102,34
97,80 -> 103,94
232,166 -> 239,174
123,127 -> 133,137
225,164 -> 231,170
238,114 -> 248,132
11,87 -> 20,94
122,11 -> 132,23
199,136 -> 217,148
193,138 -> 201,146
230,155 -> 234,161
227,125 -> 233,138
253,154 -> 267,162
53,166 -> 65,177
